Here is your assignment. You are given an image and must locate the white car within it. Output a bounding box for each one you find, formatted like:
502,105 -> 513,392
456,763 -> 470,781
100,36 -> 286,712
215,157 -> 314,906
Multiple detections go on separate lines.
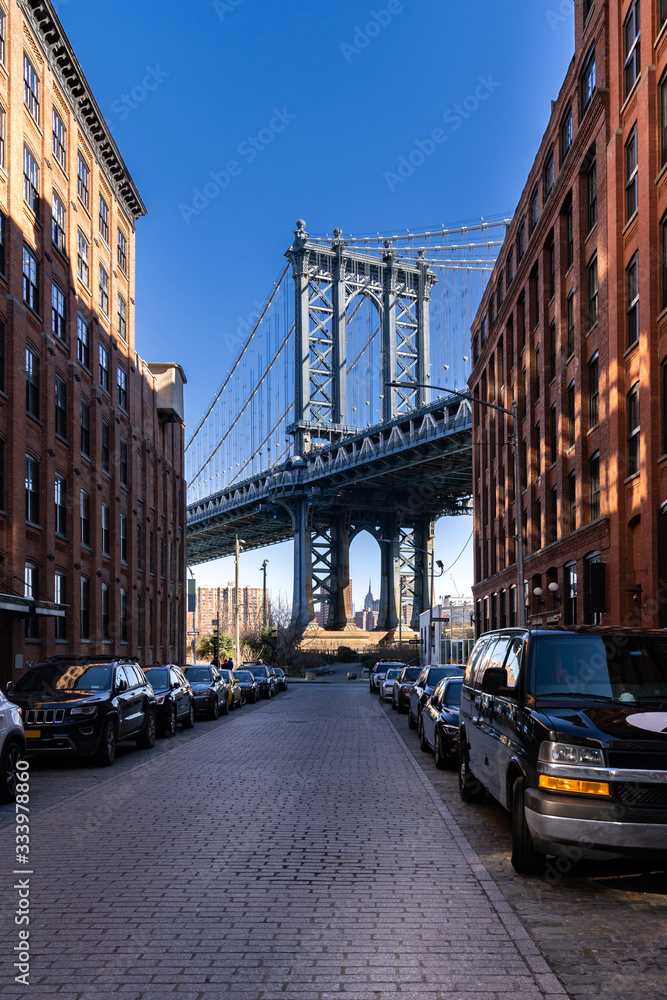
370,660 -> 405,694
379,666 -> 404,701
0,688 -> 25,803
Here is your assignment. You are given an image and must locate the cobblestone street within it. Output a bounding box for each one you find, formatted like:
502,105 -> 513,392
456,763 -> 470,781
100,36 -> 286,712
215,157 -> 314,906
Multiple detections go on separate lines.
1,682 -> 666,999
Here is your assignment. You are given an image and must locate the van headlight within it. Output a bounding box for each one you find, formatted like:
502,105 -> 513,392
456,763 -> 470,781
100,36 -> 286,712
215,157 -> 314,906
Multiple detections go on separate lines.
538,741 -> 604,766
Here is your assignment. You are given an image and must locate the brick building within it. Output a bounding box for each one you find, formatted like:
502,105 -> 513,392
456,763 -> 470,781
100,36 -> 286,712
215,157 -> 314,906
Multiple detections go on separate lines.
471,0 -> 667,631
0,0 -> 187,682
195,585 -> 266,637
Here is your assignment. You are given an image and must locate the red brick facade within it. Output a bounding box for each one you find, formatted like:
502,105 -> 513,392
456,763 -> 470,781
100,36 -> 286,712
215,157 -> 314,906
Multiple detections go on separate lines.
0,1 -> 186,682
471,0 -> 667,632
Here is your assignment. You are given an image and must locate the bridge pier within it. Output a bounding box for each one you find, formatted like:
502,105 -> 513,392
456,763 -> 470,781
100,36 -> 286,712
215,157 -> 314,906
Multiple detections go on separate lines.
376,518 -> 400,631
325,514 -> 355,630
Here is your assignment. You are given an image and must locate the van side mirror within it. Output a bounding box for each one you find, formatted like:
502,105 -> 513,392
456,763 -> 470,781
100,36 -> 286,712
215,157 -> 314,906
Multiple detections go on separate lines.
116,679 -> 128,693
481,667 -> 508,695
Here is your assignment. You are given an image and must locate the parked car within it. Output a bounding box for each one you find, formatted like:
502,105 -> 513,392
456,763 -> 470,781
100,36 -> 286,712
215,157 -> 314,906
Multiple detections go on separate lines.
380,666 -> 404,702
459,627 -> 667,875
218,668 -> 242,710
392,666 -> 422,712
369,660 -> 405,694
408,665 -> 464,729
273,667 -> 288,692
243,663 -> 273,698
419,676 -> 463,768
183,665 -> 228,719
0,688 -> 25,802
233,669 -> 260,703
144,665 -> 195,736
7,656 -> 156,767
268,666 -> 280,695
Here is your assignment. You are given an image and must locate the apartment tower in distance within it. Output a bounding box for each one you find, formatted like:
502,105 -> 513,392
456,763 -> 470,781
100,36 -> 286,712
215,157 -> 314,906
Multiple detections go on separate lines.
471,0 -> 667,630
0,0 -> 186,682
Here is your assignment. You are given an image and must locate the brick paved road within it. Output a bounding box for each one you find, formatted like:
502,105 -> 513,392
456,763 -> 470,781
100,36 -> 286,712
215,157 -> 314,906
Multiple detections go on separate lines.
0,683 -> 573,1000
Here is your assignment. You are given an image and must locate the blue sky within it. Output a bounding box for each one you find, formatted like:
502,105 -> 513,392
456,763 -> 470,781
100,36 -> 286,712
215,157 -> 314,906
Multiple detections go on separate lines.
57,0 -> 574,605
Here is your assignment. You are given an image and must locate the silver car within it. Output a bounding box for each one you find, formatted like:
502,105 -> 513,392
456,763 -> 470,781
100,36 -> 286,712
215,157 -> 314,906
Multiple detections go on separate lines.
0,689 -> 25,803
380,666 -> 404,702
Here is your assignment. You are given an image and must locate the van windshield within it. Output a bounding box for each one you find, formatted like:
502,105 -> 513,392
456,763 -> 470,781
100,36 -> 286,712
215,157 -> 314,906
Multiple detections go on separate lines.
528,635 -> 667,703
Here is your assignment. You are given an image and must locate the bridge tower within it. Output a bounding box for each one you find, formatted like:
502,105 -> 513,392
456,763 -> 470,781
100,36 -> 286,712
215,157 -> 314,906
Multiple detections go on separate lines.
284,220 -> 437,633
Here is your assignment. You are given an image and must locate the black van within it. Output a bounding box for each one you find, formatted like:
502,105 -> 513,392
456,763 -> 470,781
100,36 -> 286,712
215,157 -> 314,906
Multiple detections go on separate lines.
459,627 -> 667,875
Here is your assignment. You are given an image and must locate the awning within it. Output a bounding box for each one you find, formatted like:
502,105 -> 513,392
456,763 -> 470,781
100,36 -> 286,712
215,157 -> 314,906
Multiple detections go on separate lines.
0,594 -> 65,618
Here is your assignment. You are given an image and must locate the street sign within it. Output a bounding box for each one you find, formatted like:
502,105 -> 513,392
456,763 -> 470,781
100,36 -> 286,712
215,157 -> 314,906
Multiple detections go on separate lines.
408,639 -> 421,644
187,630 -> 200,636
212,618 -> 219,626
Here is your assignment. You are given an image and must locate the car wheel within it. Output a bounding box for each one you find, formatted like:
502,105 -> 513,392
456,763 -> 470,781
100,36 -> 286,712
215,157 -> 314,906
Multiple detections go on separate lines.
210,698 -> 219,720
418,717 -> 429,752
164,706 -> 177,738
434,730 -> 447,770
0,740 -> 23,802
408,705 -> 417,730
94,719 -> 117,767
511,777 -> 545,876
182,701 -> 195,729
458,745 -> 485,803
136,709 -> 157,750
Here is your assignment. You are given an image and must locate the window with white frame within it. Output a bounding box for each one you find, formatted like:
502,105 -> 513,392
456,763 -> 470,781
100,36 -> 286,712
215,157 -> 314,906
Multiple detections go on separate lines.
52,109 -> 67,170
23,54 -> 40,123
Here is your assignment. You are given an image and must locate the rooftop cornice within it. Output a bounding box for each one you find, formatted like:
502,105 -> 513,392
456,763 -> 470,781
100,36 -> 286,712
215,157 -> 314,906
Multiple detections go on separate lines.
20,0 -> 147,225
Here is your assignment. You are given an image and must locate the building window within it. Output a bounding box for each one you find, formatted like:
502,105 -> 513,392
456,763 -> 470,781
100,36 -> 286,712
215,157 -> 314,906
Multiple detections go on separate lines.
25,347 -> 39,419
507,248 -> 514,286
137,523 -> 143,571
120,438 -> 128,487
137,596 -> 142,647
52,192 -> 66,254
120,588 -> 128,642
0,321 -> 4,393
521,438 -> 528,490
80,399 -> 90,457
518,294 -> 526,348
117,294 -> 127,342
481,313 -> 487,345
54,573 -> 66,640
117,229 -> 128,273
25,455 -> 39,524
585,0 -> 595,18
587,157 -> 597,232
661,0 -> 667,28
590,451 -> 600,521
543,150 -> 554,201
101,583 -> 110,641
77,313 -> 90,369
587,255 -> 598,328
23,54 -> 40,124
569,472 -> 576,533
120,513 -> 128,562
0,105 -> 7,170
624,0 -> 641,98
535,345 -> 540,401
549,320 -> 557,381
627,252 -> 639,348
99,343 -> 110,393
24,564 -> 39,639
51,283 -> 66,341
663,359 -> 667,456
567,380 -> 575,449
536,499 -> 542,551
626,125 -> 638,220
517,219 -> 525,261
160,537 -> 165,578
99,195 -> 110,243
102,420 -> 110,473
23,146 -> 39,216
55,474 -> 67,536
473,333 -> 479,363
99,266 -> 109,316
564,562 -> 577,625
497,273 -> 504,309
535,422 -> 541,478
565,200 -> 573,269
529,185 -> 539,236
0,10 -> 5,65
588,352 -> 599,429
52,109 -> 67,170
581,46 -> 596,113
561,104 -> 572,162
0,213 -> 5,274
563,294 -> 574,358
80,489 -> 90,546
550,486 -> 558,543
548,239 -> 555,299
80,577 -> 90,640
77,230 -> 90,287
77,152 -> 90,210
117,366 -> 128,411
529,263 -> 539,328
22,245 -> 39,312
102,503 -> 110,556
520,367 -> 526,419
627,382 -> 640,476
55,375 -> 67,439
662,214 -> 667,310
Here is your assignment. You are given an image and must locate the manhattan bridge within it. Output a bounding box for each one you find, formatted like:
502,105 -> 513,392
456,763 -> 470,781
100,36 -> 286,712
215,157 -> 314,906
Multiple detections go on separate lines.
186,217 -> 508,635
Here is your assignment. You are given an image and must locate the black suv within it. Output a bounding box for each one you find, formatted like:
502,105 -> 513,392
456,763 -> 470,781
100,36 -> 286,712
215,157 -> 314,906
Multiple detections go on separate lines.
243,664 -> 272,698
459,627 -> 667,875
7,656 -> 157,767
144,665 -> 195,736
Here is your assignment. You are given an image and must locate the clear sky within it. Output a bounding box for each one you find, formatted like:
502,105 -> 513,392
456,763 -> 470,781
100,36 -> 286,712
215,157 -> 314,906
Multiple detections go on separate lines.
56,0 -> 574,604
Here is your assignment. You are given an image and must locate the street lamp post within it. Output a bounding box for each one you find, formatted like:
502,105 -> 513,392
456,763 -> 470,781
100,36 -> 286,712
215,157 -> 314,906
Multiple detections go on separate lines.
261,559 -> 269,629
234,536 -> 246,667
386,381 -> 527,629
